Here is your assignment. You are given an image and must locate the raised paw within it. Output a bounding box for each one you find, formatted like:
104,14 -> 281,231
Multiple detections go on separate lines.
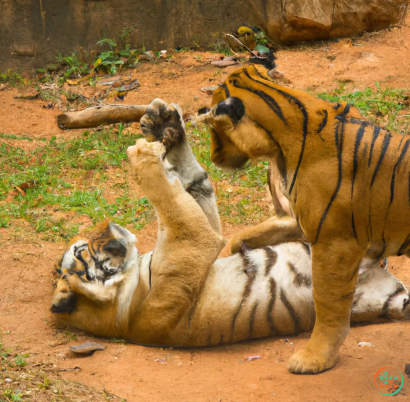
127,138 -> 166,169
287,347 -> 337,374
139,98 -> 185,151
51,270 -> 78,314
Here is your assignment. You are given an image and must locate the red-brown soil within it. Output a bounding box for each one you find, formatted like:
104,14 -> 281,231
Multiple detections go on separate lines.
1,18 -> 410,402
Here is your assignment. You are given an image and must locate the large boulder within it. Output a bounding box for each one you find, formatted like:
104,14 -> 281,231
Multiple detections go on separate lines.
254,0 -> 407,44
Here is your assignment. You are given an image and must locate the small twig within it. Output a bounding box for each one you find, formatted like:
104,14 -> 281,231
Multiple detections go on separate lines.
224,34 -> 265,60
229,48 -> 240,58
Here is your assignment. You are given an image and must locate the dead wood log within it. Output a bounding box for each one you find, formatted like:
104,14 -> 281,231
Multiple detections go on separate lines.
57,104 -> 148,130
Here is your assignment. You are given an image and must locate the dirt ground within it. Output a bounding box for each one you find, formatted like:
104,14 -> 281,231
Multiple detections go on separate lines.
1,17 -> 410,402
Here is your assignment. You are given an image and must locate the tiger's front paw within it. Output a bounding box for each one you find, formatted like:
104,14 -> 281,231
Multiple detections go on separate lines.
127,139 -> 165,168
230,233 -> 245,254
287,347 -> 337,374
140,98 -> 185,151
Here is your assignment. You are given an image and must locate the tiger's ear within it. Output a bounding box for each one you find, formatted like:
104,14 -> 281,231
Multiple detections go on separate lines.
215,97 -> 245,124
103,239 -> 127,257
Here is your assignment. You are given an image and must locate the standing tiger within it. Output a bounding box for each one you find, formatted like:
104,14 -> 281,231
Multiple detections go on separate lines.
51,99 -> 410,349
198,63 -> 410,374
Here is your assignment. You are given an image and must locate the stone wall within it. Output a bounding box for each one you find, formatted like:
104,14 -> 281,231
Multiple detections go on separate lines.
0,0 -> 407,71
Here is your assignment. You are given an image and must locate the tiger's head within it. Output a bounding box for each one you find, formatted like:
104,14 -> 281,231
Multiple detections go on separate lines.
197,64 -> 283,170
51,221 -> 138,314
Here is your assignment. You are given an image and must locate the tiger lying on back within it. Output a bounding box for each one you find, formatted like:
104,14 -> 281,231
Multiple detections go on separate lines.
199,64 -> 410,373
51,99 -> 410,347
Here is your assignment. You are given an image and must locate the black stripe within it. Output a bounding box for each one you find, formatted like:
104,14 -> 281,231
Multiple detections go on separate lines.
380,287 -> 405,319
249,302 -> 259,338
376,232 -> 387,260
389,139 -> 410,206
398,233 -> 410,255
368,126 -> 381,167
371,131 -> 392,187
333,103 -> 341,110
247,66 -> 309,196
351,123 -> 365,242
242,246 -> 258,278
316,110 -> 328,140
362,142 -> 368,158
230,78 -> 287,124
264,247 -> 278,276
299,241 -> 311,256
221,83 -> 230,98
280,289 -> 301,333
313,117 -> 345,245
230,265 -> 256,340
188,299 -> 198,327
74,245 -> 93,281
397,136 -> 405,151
350,118 -> 371,126
148,251 -> 153,289
266,277 -> 279,335
287,262 -> 312,287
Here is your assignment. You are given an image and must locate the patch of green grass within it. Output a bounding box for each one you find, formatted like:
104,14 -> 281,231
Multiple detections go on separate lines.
317,84 -> 410,134
0,133 -> 46,142
0,125 -> 152,240
14,353 -> 29,367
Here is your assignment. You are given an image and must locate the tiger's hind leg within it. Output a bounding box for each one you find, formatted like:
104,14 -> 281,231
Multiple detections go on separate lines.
230,216 -> 305,254
288,241 -> 365,374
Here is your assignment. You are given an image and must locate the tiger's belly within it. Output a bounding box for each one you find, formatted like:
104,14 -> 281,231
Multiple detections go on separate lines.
184,242 -> 315,346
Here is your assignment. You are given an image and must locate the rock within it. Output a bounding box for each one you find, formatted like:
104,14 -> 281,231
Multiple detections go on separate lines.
200,86 -> 219,95
70,342 -> 106,356
358,341 -> 372,347
255,0 -> 407,44
45,63 -> 59,72
211,60 -> 239,68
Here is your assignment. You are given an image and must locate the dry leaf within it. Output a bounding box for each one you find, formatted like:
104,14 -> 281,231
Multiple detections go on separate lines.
14,185 -> 26,196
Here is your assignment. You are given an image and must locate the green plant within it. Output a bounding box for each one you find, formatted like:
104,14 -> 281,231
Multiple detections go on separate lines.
3,389 -> 22,402
95,38 -> 139,75
56,52 -> 89,80
14,353 -> 29,367
0,70 -> 25,86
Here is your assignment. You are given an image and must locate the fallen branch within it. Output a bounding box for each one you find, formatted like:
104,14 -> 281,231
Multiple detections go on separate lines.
57,104 -> 147,130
